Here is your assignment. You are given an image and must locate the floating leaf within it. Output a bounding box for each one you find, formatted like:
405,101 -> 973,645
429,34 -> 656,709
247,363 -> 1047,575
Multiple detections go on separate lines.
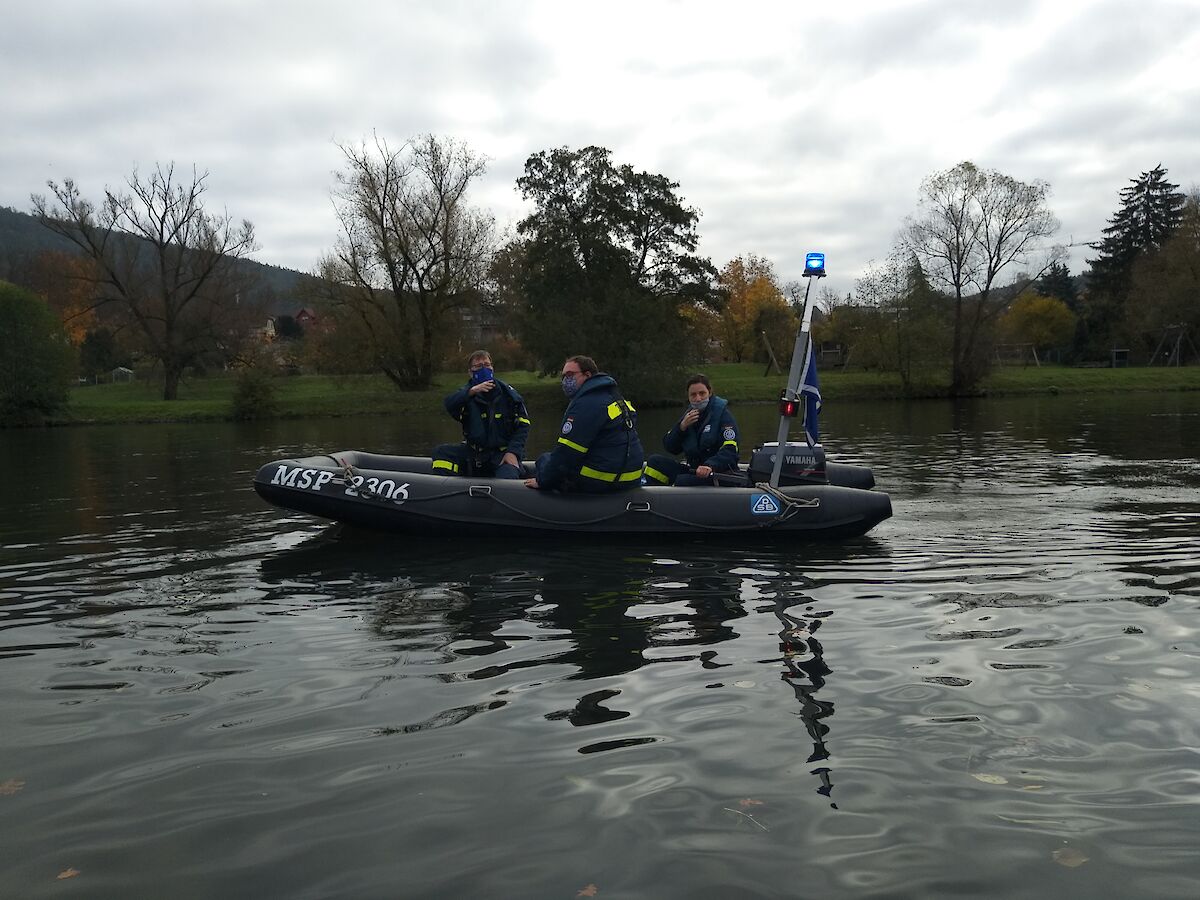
971,773 -> 1008,785
1052,847 -> 1089,868
739,798 -> 765,808
0,778 -> 26,796
997,814 -> 1067,826
57,868 -> 81,880
1021,785 -> 1045,791
577,884 -> 599,897
733,680 -> 755,688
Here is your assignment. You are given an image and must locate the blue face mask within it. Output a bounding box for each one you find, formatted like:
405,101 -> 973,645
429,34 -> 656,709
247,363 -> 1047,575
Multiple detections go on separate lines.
561,374 -> 580,397
469,366 -> 494,386
689,398 -> 710,412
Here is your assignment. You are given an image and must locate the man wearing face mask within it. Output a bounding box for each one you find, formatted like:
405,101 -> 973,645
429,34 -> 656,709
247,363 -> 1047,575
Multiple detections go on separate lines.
524,355 -> 644,493
643,373 -> 741,486
432,350 -> 531,479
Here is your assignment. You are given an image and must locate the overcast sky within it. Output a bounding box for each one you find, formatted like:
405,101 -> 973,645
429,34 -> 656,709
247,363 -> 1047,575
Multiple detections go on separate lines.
3,0 -> 1198,297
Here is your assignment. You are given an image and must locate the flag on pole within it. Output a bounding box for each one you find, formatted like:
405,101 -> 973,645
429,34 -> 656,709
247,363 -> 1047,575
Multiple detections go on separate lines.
800,339 -> 821,446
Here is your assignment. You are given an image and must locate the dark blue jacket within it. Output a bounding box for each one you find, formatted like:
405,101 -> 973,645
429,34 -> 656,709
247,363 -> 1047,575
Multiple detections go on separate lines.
537,374 -> 644,490
443,378 -> 530,459
662,395 -> 740,471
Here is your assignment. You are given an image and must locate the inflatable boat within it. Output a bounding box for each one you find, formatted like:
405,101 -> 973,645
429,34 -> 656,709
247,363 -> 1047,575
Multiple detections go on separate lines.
252,445 -> 891,540
254,252 -> 891,540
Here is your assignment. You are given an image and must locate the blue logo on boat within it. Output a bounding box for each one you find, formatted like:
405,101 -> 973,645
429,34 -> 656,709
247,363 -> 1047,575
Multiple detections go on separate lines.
751,493 -> 780,515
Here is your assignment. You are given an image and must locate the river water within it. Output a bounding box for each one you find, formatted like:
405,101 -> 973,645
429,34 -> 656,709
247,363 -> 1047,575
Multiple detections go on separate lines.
2,393 -> 1198,898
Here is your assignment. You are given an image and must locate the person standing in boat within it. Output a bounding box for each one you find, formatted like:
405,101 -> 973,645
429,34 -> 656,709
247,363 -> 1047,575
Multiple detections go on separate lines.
432,350 -> 531,479
643,373 -> 741,486
524,355 -> 644,493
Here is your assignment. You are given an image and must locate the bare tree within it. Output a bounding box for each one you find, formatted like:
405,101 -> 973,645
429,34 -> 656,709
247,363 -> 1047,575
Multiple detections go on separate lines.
904,161 -> 1059,394
320,134 -> 495,389
32,164 -> 258,399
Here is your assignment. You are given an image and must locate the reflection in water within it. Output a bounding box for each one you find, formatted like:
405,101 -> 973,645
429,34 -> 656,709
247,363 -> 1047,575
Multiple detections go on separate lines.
259,530 -> 842,784
775,598 -> 837,806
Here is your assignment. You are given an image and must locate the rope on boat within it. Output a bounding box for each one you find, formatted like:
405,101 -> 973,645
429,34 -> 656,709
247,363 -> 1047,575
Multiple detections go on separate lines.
752,482 -> 822,527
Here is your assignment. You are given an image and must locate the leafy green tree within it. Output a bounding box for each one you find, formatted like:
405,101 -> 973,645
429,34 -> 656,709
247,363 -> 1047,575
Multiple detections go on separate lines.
32,164 -> 259,400
498,146 -> 717,397
319,134 -> 494,389
0,280 -> 75,423
905,161 -> 1059,394
999,292 -> 1076,356
274,314 -> 304,340
78,327 -> 123,379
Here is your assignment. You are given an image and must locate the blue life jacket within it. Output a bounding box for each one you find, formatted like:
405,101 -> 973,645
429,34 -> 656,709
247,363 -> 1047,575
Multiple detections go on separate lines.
443,378 -> 531,458
537,374 -> 644,490
662,395 -> 740,471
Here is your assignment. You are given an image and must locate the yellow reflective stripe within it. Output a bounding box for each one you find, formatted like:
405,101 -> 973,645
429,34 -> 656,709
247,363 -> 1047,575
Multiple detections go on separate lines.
557,437 -> 588,453
607,400 -> 635,419
493,413 -> 504,418
722,440 -> 738,449
643,466 -> 670,484
579,466 -> 645,483
517,417 -> 531,425
432,460 -> 458,473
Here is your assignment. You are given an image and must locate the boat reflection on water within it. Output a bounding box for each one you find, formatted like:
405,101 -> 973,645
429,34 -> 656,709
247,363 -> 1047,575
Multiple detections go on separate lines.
260,526 -> 863,807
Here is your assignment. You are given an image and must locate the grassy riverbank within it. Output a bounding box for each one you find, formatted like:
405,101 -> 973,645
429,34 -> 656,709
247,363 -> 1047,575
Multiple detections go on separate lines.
43,363 -> 1200,425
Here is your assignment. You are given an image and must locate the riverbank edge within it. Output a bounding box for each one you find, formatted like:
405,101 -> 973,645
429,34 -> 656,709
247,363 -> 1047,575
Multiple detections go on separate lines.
14,365 -> 1200,427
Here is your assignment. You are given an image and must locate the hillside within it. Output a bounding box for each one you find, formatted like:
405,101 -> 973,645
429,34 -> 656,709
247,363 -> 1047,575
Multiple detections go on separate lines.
0,205 -> 312,314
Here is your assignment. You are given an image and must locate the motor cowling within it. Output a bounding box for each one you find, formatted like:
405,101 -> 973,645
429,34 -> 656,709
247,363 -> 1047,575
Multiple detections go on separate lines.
747,442 -> 828,485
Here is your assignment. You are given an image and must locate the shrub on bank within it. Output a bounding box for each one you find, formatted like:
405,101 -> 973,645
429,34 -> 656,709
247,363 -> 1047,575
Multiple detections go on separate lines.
0,280 -> 76,425
230,363 -> 278,420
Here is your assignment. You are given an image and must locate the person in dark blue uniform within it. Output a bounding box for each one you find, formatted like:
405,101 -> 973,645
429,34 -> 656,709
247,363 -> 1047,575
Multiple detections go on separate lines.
432,350 -> 531,479
524,355 -> 644,493
643,373 -> 741,486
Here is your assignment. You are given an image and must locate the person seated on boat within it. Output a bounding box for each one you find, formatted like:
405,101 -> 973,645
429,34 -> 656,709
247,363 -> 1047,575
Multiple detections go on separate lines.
643,373 -> 741,486
432,350 -> 531,479
524,355 -> 644,493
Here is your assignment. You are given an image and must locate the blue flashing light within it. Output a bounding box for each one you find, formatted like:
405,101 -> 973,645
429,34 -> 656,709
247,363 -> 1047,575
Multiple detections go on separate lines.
804,252 -> 826,277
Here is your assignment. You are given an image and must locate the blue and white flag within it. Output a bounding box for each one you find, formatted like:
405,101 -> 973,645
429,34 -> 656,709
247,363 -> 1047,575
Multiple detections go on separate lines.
800,339 -> 821,446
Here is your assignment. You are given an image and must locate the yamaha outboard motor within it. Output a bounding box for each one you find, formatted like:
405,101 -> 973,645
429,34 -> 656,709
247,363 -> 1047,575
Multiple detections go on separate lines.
748,442 -> 828,485
747,442 -> 876,490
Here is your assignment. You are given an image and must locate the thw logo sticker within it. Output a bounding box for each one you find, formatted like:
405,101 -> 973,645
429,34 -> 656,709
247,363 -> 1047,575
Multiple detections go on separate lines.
751,493 -> 780,515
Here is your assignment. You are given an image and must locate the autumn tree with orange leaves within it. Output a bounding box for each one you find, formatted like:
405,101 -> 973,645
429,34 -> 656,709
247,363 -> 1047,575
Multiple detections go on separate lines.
716,254 -> 797,364
24,251 -> 100,344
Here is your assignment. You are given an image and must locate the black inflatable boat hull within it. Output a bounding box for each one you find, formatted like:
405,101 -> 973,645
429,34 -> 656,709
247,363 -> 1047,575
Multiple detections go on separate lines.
254,452 -> 891,540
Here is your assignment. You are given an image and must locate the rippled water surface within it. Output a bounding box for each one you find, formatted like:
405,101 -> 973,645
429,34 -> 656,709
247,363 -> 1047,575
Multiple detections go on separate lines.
2,393 -> 1199,898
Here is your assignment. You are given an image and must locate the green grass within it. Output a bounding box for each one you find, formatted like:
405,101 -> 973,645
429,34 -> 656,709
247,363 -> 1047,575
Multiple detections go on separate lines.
47,362 -> 1200,426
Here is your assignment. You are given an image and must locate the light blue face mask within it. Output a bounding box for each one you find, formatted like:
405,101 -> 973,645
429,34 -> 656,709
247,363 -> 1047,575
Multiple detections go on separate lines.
561,375 -> 580,397
689,398 -> 710,412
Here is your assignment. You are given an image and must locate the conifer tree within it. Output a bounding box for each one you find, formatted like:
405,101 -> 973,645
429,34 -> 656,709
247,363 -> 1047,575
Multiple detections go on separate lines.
1083,165 -> 1185,356
1089,165 -> 1185,291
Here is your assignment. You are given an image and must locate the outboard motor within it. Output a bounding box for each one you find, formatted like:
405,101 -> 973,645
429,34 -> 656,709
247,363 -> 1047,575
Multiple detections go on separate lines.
747,442 -> 828,485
